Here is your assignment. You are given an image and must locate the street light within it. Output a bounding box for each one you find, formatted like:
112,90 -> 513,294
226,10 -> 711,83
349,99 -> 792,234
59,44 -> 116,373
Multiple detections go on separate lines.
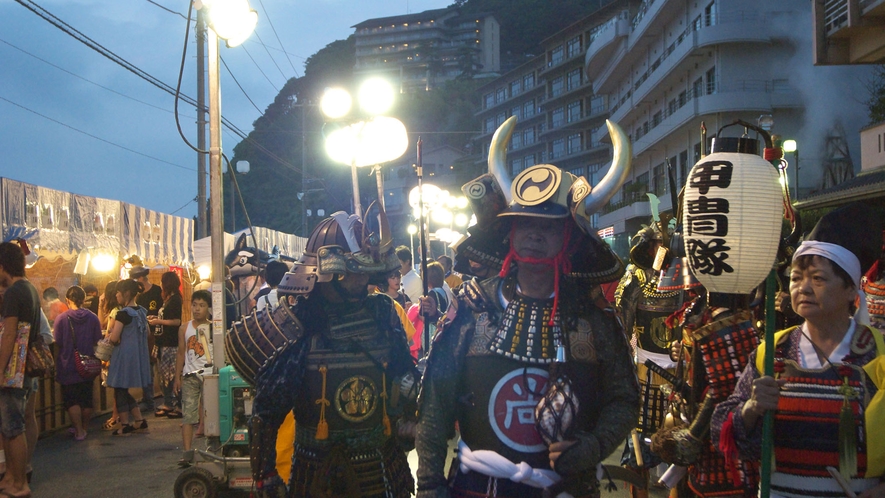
783,139 -> 799,201
320,78 -> 407,218
200,0 -> 256,437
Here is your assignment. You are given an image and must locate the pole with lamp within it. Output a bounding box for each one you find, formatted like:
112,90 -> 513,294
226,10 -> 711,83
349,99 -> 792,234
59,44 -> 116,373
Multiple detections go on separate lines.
783,139 -> 798,201
200,0 -> 257,436
320,78 -> 404,220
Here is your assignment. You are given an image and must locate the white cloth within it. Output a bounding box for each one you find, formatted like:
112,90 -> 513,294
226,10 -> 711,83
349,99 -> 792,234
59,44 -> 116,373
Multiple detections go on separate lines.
636,347 -> 677,370
797,320 -> 856,369
256,289 -> 279,312
401,269 -> 423,304
182,320 -> 210,376
457,440 -> 561,489
793,240 -> 869,325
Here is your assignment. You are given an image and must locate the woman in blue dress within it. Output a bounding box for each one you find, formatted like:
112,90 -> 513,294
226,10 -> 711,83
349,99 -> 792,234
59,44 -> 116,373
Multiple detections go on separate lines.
106,279 -> 151,436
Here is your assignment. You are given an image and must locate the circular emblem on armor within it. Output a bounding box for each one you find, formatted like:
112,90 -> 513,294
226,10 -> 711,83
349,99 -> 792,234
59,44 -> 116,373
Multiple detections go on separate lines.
512,165 -> 562,207
334,375 -> 378,422
570,178 -> 590,204
488,367 -> 549,453
466,181 -> 486,199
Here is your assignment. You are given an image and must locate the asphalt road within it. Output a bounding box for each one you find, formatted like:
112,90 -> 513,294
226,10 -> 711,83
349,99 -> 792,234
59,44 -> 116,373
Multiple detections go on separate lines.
31,409 -> 670,498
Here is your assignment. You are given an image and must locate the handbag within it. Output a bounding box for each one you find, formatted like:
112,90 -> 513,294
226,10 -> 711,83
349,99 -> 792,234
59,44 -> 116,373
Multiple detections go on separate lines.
94,338 -> 115,362
25,333 -> 55,378
69,317 -> 101,380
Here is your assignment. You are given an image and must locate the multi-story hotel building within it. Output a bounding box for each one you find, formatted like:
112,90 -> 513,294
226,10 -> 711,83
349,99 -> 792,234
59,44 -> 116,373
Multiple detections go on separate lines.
352,8 -> 500,93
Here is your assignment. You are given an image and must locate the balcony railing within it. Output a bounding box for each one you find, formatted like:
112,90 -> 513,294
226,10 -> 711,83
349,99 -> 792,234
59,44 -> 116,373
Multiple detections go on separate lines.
602,189 -> 649,214
824,0 -> 849,34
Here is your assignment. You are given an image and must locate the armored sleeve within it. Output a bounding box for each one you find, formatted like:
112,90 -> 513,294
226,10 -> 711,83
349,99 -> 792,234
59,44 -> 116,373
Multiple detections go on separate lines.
555,312 -> 640,475
415,313 -> 470,497
710,347 -> 763,460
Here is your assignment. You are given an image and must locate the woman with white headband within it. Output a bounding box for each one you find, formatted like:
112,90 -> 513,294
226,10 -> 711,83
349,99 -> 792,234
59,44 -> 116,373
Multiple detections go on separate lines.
711,203 -> 885,498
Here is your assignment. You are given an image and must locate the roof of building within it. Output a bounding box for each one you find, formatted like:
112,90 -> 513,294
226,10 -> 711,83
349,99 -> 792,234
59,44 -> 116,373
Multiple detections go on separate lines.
352,8 -> 452,29
795,167 -> 885,210
860,119 -> 885,132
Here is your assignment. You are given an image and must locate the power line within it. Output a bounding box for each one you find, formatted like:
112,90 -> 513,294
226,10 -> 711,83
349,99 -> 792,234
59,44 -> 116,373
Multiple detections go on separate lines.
254,0 -> 300,76
241,44 -> 279,92
0,94 -> 194,172
221,55 -> 264,114
246,38 -> 306,61
253,31 -> 288,82
170,197 -> 196,215
145,0 -> 187,20
0,36 -> 194,119
12,0 -> 318,181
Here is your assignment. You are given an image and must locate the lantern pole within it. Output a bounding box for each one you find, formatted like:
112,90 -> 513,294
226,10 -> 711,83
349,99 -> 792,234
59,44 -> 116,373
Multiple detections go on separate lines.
759,133 -> 783,498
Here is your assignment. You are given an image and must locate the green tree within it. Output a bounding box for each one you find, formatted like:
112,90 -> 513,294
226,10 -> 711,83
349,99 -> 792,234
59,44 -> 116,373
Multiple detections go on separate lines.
867,64 -> 885,124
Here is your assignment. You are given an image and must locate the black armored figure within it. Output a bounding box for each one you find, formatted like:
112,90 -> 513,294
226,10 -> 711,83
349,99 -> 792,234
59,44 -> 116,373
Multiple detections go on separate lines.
225,209 -> 419,498
415,117 -> 640,498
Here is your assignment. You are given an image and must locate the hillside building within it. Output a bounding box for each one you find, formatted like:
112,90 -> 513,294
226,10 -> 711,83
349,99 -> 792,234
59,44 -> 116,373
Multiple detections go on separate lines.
352,8 -> 500,93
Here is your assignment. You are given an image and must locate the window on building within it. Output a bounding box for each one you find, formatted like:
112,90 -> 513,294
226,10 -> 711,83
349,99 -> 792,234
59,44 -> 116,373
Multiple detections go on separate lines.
706,66 -> 717,95
496,112 -> 506,126
552,107 -> 565,128
620,180 -> 632,203
496,88 -> 506,103
550,45 -> 564,66
567,36 -> 582,58
668,98 -> 677,116
652,110 -> 663,127
568,100 -> 582,122
693,15 -> 702,31
678,90 -> 688,107
512,132 -> 522,149
636,173 -> 650,199
552,138 -> 565,158
692,77 -> 703,98
524,127 -> 535,145
510,80 -> 521,96
568,133 -> 581,155
567,68 -> 582,90
485,117 -> 495,133
511,159 -> 521,176
523,100 -> 535,117
524,154 -> 535,169
705,1 -> 715,26
653,163 -> 667,196
524,73 -> 534,89
484,93 -> 494,108
679,150 -> 689,184
570,166 -> 585,177
512,105 -> 521,120
551,76 -> 565,97
693,143 -> 701,163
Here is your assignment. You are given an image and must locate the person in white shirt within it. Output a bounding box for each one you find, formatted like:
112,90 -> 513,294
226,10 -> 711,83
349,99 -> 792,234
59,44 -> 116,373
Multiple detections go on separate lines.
255,261 -> 288,312
396,246 -> 424,304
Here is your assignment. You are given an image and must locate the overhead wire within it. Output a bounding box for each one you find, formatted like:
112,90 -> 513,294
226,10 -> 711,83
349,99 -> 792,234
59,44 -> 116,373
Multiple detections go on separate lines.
0,36 -> 191,119
253,31 -> 288,82
254,0 -> 300,76
221,55 -> 264,114
11,0 -> 320,182
241,44 -> 280,92
145,0 -> 187,20
0,94 -> 194,172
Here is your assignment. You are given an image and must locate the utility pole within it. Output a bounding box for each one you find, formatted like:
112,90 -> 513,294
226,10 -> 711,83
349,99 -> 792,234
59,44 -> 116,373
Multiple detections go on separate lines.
196,9 -> 208,238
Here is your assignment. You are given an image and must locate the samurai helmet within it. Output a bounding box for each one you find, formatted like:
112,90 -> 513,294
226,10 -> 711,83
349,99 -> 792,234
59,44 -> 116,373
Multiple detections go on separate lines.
454,116 -> 632,284
278,203 -> 399,295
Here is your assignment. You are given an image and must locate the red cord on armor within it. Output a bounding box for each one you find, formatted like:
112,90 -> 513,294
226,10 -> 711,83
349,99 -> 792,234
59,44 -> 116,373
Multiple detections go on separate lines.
499,222 -> 573,326
719,412 -> 743,487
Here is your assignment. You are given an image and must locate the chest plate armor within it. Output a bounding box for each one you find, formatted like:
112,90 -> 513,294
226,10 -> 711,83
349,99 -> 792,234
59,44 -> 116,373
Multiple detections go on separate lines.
617,267 -> 683,355
773,361 -> 870,482
294,306 -> 393,449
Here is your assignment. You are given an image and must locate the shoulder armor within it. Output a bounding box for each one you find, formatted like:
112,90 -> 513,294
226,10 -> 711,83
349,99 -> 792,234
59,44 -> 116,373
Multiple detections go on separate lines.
462,276 -> 503,314
225,301 -> 305,385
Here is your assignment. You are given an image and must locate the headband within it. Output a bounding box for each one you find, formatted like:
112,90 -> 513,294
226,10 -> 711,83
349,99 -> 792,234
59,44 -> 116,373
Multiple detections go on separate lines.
793,240 -> 868,325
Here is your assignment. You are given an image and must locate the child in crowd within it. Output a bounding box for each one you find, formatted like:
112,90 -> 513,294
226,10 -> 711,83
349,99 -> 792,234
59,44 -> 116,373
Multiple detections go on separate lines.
173,290 -> 211,467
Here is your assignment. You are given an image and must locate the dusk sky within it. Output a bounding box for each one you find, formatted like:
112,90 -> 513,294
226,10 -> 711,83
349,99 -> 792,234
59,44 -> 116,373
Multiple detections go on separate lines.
0,0 -> 451,221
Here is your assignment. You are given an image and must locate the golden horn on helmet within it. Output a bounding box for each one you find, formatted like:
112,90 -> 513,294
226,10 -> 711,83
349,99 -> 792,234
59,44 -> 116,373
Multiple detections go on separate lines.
583,119 -> 632,215
377,205 -> 392,252
488,116 -> 517,204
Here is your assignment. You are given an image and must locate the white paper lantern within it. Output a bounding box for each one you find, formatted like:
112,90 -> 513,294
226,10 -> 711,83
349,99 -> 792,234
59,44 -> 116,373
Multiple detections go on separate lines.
683,151 -> 783,294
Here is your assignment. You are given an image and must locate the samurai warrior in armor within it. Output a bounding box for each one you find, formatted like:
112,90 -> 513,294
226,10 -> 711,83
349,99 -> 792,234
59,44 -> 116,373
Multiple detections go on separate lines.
415,117 -> 640,498
225,208 -> 420,498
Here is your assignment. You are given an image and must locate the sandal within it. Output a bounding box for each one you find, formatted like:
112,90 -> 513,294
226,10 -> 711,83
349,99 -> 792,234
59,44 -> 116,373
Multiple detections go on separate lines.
135,419 -> 149,432
112,424 -> 136,436
166,410 -> 183,419
154,408 -> 170,417
102,417 -> 119,431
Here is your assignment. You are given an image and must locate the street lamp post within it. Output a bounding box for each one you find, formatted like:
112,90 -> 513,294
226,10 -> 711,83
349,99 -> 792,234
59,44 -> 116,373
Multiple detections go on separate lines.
783,139 -> 799,201
202,0 -> 257,438
320,78 -> 407,220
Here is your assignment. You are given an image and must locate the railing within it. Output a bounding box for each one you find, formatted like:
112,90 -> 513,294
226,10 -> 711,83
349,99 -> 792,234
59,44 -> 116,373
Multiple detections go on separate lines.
824,0 -> 849,34
602,190 -> 650,214
632,0 -> 658,30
